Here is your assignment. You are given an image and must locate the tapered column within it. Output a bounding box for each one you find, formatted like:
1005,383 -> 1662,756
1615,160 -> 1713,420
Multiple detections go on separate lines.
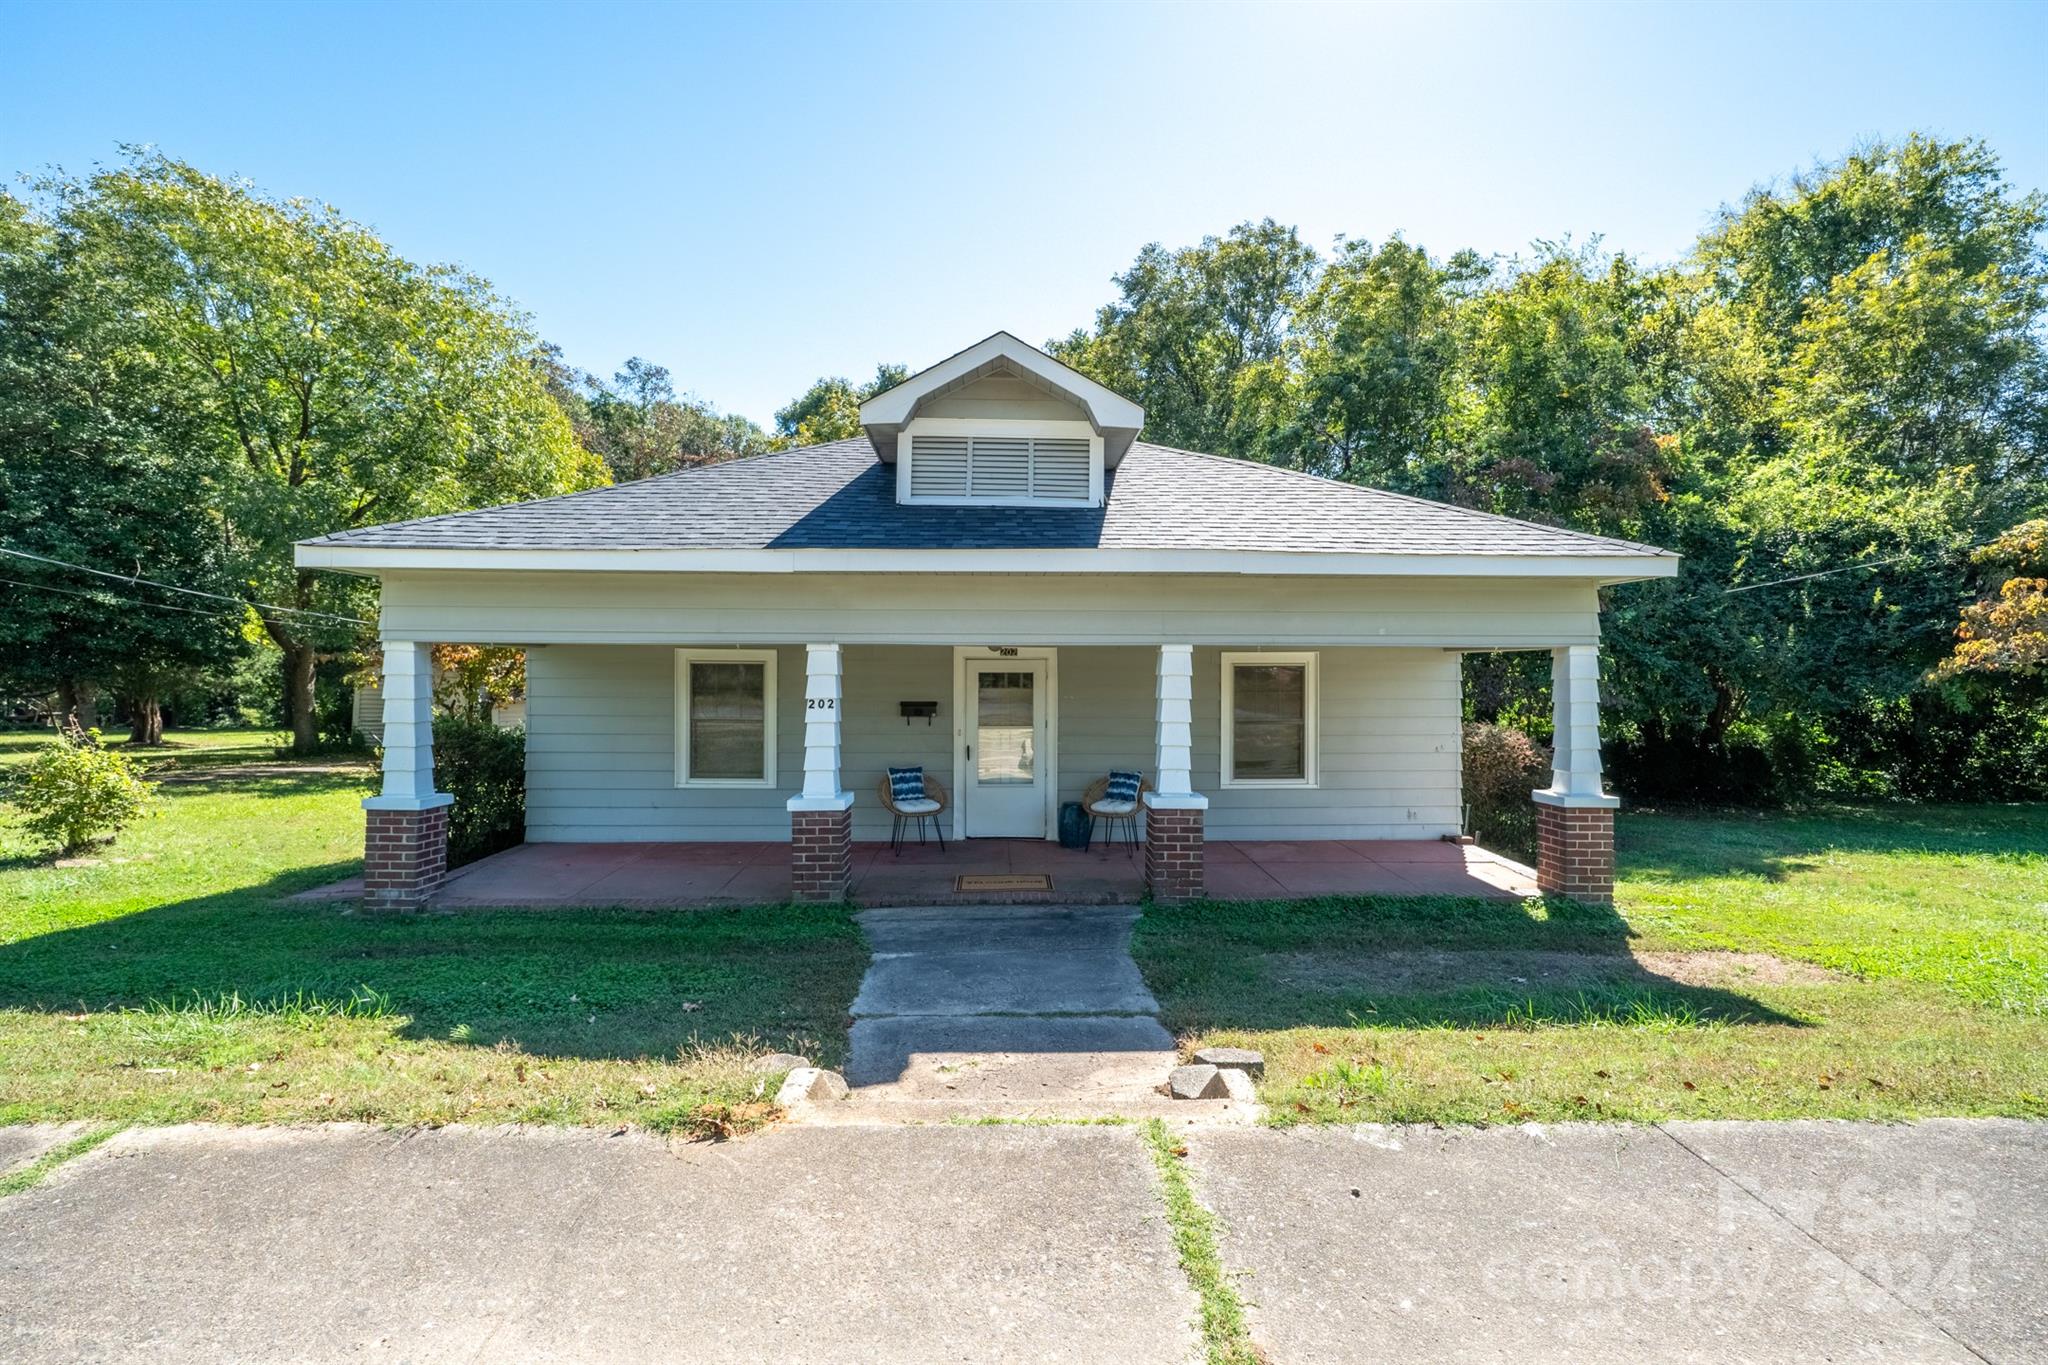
1144,644 -> 1208,903
1532,643 -> 1618,905
787,643 -> 853,903
362,641 -> 453,909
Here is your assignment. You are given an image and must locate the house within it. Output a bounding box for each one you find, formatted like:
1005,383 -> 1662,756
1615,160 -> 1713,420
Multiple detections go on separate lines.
296,332 -> 1677,910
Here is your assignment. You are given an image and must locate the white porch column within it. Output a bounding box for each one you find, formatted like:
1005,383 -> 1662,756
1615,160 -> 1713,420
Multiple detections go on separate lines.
1532,642 -> 1618,905
788,643 -> 851,809
787,643 -> 853,904
361,640 -> 451,910
1144,644 -> 1207,903
364,641 -> 450,811
1538,644 -> 1616,805
1149,644 -> 1204,806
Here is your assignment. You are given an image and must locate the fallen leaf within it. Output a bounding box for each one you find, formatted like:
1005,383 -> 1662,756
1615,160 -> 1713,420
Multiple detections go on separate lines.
1594,1069 -> 1611,1079
1571,1095 -> 1589,1106
680,1001 -> 703,1013
1681,1081 -> 1696,1091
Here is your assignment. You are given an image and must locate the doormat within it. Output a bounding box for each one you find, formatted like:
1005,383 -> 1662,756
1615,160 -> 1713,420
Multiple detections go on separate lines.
956,873 -> 1053,893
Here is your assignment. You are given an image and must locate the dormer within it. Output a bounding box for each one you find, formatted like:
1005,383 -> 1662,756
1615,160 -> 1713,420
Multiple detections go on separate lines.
859,331 -> 1145,509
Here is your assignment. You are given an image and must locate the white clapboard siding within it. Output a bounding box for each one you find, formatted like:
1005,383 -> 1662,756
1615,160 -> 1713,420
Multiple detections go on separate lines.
1031,437 -> 1091,501
524,643 -> 1462,843
381,573 -> 1603,649
909,436 -> 969,498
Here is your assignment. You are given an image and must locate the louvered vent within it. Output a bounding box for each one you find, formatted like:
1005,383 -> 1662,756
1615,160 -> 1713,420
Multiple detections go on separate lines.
906,433 -> 1097,504
909,436 -> 969,497
970,437 -> 1032,497
1030,438 -> 1091,500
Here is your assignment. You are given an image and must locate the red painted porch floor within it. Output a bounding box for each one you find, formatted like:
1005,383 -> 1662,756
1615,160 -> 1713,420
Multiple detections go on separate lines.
296,837 -> 1539,908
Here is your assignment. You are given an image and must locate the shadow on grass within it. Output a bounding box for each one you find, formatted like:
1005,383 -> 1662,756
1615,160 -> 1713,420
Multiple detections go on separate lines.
1133,893 -> 1808,1032
1617,802 -> 2048,884
0,864 -> 869,1063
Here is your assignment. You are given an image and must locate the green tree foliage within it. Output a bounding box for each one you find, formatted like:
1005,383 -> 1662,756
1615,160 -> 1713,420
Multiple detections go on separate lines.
1052,219 -> 1316,459
0,190 -> 248,740
772,363 -> 908,448
554,354 -> 769,481
1060,136 -> 2048,800
30,153 -> 607,751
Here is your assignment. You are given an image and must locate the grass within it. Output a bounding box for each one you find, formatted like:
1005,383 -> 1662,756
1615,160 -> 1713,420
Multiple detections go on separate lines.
1141,1119 -> 1260,1365
0,732 -> 867,1138
0,724 -> 314,773
0,1125 -> 123,1198
1134,802 -> 2048,1126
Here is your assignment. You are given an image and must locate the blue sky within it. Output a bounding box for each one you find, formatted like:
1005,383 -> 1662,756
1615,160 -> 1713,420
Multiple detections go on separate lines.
8,0 -> 2046,425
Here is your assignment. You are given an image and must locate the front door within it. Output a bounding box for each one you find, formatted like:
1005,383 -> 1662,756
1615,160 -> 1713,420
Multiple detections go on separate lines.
963,661 -> 1048,837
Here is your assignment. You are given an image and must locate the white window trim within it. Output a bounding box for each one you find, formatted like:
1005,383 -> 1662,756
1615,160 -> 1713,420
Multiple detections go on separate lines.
1219,650 -> 1319,789
674,648 -> 778,789
897,418 -> 1104,508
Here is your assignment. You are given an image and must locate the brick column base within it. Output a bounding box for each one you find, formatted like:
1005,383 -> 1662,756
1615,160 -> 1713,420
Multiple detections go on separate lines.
1144,804 -> 1206,904
791,806 -> 853,904
1534,800 -> 1614,905
363,803 -> 450,910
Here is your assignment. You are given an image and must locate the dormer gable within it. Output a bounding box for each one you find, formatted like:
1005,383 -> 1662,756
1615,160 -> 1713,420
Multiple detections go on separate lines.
859,331 -> 1145,509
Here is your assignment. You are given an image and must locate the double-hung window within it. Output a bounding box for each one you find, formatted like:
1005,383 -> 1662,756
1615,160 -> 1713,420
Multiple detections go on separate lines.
675,649 -> 777,788
1220,652 -> 1318,787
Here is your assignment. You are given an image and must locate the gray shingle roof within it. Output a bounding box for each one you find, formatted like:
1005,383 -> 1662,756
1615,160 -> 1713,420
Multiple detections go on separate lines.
301,438 -> 1672,558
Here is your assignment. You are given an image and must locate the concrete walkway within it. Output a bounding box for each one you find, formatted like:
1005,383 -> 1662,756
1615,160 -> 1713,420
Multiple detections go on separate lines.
841,903 -> 1234,1120
2,1119 -> 2041,1363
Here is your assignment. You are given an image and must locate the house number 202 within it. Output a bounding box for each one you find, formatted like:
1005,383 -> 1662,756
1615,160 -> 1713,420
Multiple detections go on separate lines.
807,698 -> 837,710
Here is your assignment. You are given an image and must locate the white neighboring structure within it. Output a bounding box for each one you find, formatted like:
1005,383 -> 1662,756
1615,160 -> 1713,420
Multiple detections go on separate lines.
300,332 -> 1676,908
352,673 -> 524,741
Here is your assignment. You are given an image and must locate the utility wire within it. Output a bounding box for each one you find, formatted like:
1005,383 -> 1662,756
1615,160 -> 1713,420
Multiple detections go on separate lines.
0,574 -> 249,619
1723,538 -> 2002,596
0,544 -> 369,625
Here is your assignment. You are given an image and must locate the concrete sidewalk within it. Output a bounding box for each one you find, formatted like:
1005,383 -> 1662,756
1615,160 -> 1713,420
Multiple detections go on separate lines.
1188,1118 -> 2047,1364
840,904 -> 1227,1120
2,1119 -> 2042,1363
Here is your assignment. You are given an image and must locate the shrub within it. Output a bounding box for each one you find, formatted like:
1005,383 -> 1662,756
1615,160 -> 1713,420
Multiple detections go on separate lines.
431,718 -> 525,867
1462,722 -> 1549,862
13,725 -> 159,854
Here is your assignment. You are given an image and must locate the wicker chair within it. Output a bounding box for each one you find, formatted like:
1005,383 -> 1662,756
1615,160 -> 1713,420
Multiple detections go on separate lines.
1082,774 -> 1152,850
877,771 -> 950,854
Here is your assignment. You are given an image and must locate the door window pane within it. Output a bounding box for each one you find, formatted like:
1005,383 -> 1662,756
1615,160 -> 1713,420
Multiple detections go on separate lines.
1231,664 -> 1306,781
690,661 -> 766,780
976,670 -> 1035,784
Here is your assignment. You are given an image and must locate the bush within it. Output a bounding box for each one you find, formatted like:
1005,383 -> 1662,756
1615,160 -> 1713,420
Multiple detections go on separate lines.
1462,722 -> 1549,862
12,725 -> 159,854
430,718 -> 525,868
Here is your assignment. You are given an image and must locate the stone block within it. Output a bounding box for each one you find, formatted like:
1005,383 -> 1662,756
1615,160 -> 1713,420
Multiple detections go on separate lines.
1192,1047 -> 1264,1077
1168,1064 -> 1227,1100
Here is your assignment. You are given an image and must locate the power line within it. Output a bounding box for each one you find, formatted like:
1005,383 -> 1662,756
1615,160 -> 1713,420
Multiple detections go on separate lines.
0,574 -> 248,619
1723,538 -> 2002,596
0,545 -> 369,625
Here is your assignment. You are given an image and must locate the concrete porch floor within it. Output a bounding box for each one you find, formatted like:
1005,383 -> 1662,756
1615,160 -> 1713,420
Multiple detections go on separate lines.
296,836 -> 1539,908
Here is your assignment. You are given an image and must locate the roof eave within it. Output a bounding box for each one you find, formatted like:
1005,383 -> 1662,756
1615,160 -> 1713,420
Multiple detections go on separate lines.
295,542 -> 1680,580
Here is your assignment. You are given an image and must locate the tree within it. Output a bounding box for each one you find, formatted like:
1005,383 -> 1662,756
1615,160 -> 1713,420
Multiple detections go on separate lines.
1278,238 -> 1478,485
571,357 -> 769,481
1936,520 -> 2048,680
772,363 -> 907,448
1052,219 -> 1316,458
0,190 -> 248,741
45,153 -> 607,751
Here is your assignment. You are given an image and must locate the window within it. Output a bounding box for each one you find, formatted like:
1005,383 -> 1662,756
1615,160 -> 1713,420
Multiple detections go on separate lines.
904,432 -> 1097,504
1220,652 -> 1318,787
675,649 -> 777,787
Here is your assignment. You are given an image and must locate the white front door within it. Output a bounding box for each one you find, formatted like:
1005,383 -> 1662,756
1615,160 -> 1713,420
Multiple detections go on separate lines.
962,660 -> 1048,837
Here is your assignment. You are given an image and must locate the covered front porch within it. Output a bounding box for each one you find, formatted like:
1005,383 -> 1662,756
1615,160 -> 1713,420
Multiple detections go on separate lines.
307,835 -> 1540,908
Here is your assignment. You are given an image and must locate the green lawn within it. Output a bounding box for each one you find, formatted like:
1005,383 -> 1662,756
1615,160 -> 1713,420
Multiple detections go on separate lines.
1136,803 -> 2048,1125
0,729 -> 866,1137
